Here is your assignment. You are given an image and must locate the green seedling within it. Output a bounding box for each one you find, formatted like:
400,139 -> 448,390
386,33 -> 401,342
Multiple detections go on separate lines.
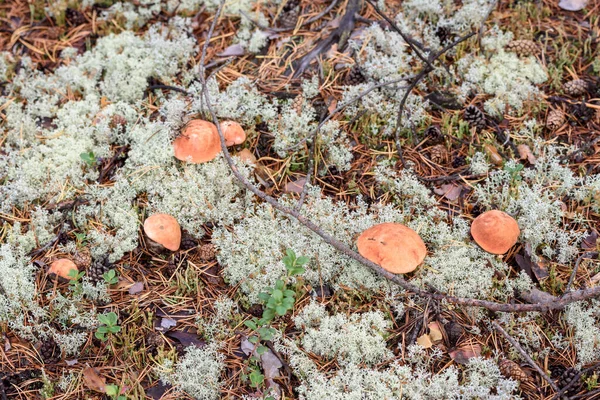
103,269 -> 119,285
80,151 -> 97,167
96,312 -> 121,342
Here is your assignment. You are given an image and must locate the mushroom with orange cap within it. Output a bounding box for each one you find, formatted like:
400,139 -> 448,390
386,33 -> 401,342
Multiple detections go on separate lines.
173,120 -> 221,163
219,121 -> 246,146
143,214 -> 182,251
356,222 -> 427,274
49,259 -> 79,280
470,210 -> 520,255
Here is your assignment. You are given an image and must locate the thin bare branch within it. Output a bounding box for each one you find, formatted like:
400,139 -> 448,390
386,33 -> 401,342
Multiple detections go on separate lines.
492,321 -> 560,393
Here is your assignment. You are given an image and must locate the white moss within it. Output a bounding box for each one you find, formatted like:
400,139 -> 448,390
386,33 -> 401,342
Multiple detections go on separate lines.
159,343 -> 224,400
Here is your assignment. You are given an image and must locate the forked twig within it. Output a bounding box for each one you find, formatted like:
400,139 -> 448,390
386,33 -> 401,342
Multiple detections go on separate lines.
563,251 -> 599,296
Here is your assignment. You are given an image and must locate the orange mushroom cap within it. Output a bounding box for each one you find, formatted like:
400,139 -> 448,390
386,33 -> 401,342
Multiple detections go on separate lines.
49,259 -> 79,280
143,214 -> 181,251
220,121 -> 246,146
173,120 -> 221,163
471,210 -> 520,255
357,222 -> 427,274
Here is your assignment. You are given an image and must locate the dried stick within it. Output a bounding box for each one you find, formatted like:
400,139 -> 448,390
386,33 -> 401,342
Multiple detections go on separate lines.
492,321 -> 560,393
562,251 -> 599,297
364,0 -> 432,67
197,1 -> 600,314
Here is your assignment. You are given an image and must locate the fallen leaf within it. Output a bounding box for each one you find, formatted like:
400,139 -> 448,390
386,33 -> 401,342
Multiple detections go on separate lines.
433,183 -> 462,201
515,253 -> 548,281
166,330 -> 206,348
261,349 -> 283,379
484,144 -> 503,166
146,381 -> 172,400
217,44 -> 245,57
327,98 -> 338,115
582,230 -> 598,250
128,282 -> 144,295
590,272 -> 600,285
558,0 -> 589,11
449,343 -> 481,364
416,334 -> 433,349
517,144 -> 536,164
83,366 -> 107,393
284,177 -> 306,194
158,318 -> 177,331
428,322 -> 443,343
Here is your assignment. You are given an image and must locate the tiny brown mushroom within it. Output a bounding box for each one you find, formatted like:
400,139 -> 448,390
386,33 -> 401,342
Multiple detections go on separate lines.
356,222 -> 427,274
143,214 -> 182,251
471,210 -> 520,255
173,120 -> 221,163
49,259 -> 79,280
220,121 -> 246,146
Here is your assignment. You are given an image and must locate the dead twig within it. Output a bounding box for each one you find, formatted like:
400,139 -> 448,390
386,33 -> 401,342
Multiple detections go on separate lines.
291,0 -> 361,78
562,251 -> 599,297
492,321 -> 560,393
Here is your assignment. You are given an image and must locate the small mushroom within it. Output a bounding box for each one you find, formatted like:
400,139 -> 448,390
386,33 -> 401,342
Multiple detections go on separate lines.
219,121 -> 246,146
471,210 -> 520,254
173,120 -> 221,163
143,214 -> 181,251
356,222 -> 427,274
49,259 -> 79,280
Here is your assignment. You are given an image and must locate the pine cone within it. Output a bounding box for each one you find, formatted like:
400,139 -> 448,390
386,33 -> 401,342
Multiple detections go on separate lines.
452,155 -> 466,168
546,109 -> 565,131
499,359 -> 532,383
429,144 -> 448,164
88,256 -> 112,283
180,233 -> 198,251
279,0 -> 300,27
563,79 -> 589,97
39,338 -> 60,364
198,243 -> 216,261
72,249 -> 91,269
435,26 -> 451,43
292,95 -> 304,115
463,105 -> 486,129
346,65 -> 366,85
424,125 -> 444,144
558,367 -> 581,393
445,321 -> 463,346
109,115 -> 127,129
506,40 -> 539,56
312,96 -> 328,119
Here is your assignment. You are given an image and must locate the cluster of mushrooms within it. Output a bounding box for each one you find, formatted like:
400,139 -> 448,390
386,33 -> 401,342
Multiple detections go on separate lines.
49,119 -> 247,280
49,119 -> 521,281
357,210 -> 521,274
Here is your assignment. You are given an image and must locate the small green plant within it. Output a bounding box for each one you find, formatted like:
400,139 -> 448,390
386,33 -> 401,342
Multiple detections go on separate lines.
103,269 -> 119,285
105,384 -> 127,400
95,312 -> 121,342
67,269 -> 86,296
80,151 -> 97,167
74,232 -> 88,247
242,249 -> 308,390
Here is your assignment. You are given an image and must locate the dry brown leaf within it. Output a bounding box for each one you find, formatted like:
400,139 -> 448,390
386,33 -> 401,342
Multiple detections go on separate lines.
449,343 -> 481,364
558,0 -> 589,11
416,334 -> 433,349
517,144 -> 536,164
83,366 -> 107,393
433,184 -> 462,201
428,322 -> 443,343
284,177 -> 306,194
